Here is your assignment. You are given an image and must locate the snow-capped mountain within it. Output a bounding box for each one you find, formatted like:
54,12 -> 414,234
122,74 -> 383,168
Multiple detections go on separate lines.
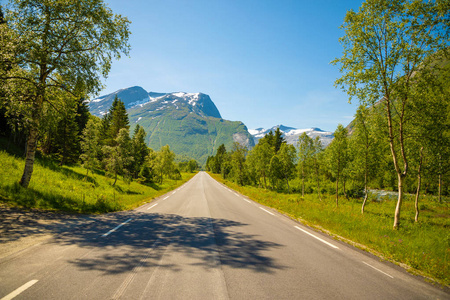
89,86 -> 221,119
249,125 -> 334,147
88,86 -> 253,164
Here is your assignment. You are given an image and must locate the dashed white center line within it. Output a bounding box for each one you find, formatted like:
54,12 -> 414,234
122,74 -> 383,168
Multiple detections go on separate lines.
147,203 -> 158,210
1,280 -> 38,300
294,226 -> 339,249
259,207 -> 275,216
101,218 -> 132,237
362,261 -> 394,278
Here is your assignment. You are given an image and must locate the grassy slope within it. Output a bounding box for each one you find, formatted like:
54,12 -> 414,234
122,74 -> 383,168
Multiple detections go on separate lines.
128,105 -> 252,165
210,173 -> 449,286
0,150 -> 196,214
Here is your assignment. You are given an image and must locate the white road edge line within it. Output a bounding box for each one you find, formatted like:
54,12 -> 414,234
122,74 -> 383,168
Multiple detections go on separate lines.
1,280 -> 38,300
243,198 -> 251,203
147,203 -> 158,210
259,207 -> 275,216
362,261 -> 394,278
294,226 -> 339,249
101,218 -> 133,237
163,196 -> 169,200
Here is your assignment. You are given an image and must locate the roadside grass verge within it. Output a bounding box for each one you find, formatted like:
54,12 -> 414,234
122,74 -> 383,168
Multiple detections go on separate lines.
0,150 -> 196,214
210,173 -> 449,286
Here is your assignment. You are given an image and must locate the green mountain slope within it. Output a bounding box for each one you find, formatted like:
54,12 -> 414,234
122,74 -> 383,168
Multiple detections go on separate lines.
90,87 -> 254,165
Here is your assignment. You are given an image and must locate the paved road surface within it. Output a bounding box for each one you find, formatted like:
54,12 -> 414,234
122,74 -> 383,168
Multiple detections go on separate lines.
0,172 -> 447,299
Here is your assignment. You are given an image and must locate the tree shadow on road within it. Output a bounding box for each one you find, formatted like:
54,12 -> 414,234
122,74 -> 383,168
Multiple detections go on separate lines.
45,212 -> 287,275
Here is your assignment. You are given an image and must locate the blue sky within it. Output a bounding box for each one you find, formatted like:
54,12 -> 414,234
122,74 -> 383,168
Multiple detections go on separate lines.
102,0 -> 364,132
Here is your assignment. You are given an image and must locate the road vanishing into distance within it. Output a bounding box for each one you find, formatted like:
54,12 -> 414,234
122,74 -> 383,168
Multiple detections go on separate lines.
0,172 -> 448,299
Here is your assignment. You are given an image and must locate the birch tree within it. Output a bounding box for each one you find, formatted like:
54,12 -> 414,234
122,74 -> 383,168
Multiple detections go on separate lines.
332,0 -> 449,229
0,0 -> 130,187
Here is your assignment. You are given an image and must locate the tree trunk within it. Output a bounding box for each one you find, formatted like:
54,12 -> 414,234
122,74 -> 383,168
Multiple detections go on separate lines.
343,176 -> 349,200
335,170 -> 339,208
19,127 -> 39,188
285,175 -> 291,194
393,174 -> 405,229
361,171 -> 368,214
438,174 -> 441,203
315,159 -> 321,201
301,165 -> 304,197
415,147 -> 423,223
113,173 -> 117,186
263,174 -> 267,189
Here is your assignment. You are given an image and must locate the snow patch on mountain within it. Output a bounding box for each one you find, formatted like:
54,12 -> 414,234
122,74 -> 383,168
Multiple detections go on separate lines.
250,125 -> 334,147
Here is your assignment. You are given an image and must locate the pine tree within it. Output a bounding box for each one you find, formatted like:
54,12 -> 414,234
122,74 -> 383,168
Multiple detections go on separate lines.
80,119 -> 101,177
109,96 -> 129,142
131,125 -> 149,178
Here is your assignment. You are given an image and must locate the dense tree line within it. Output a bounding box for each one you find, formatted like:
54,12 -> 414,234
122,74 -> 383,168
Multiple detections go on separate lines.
207,96 -> 449,223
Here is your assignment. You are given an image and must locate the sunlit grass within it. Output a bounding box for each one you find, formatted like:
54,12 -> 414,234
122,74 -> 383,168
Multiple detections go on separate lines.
0,150 -> 195,214
210,173 -> 449,286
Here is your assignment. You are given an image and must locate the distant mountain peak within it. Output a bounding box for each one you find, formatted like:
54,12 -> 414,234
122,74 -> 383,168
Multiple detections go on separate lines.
89,87 -> 221,119
249,125 -> 334,147
88,86 -> 252,164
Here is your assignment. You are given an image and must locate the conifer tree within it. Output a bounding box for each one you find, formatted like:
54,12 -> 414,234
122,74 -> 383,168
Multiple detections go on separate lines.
131,124 -> 149,178
80,118 -> 101,177
109,96 -> 129,141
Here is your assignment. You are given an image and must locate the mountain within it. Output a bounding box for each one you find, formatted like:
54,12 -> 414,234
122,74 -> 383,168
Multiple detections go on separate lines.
249,125 -> 334,147
89,87 -> 254,165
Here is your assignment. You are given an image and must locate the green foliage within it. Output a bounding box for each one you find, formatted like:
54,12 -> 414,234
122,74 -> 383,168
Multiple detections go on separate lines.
80,118 -> 101,176
0,0 -> 131,187
0,149 -> 194,214
332,0 -> 450,228
131,124 -> 149,178
109,96 -> 130,141
327,124 -> 349,206
103,128 -> 133,186
154,145 -> 177,183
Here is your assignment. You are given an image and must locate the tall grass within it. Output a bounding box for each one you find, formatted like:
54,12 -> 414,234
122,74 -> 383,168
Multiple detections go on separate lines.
0,150 -> 195,213
210,173 -> 449,286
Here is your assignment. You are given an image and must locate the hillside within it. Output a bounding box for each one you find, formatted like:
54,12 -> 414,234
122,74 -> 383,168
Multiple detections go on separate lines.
89,87 -> 254,165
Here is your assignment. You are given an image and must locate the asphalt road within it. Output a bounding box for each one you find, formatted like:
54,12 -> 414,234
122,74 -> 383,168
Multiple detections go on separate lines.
0,172 -> 448,299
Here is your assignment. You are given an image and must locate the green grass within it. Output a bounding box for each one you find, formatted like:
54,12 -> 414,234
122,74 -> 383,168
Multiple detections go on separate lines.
210,173 -> 450,286
0,150 -> 196,214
